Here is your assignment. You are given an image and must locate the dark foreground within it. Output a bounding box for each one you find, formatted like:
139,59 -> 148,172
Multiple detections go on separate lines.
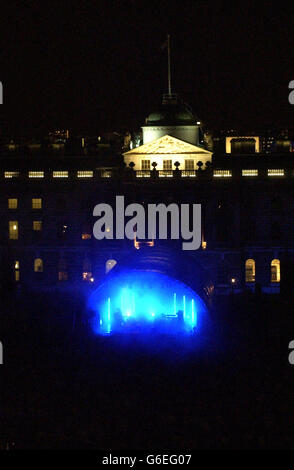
1,292 -> 294,450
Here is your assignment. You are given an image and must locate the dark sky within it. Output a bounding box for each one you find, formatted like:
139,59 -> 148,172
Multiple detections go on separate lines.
1,0 -> 294,136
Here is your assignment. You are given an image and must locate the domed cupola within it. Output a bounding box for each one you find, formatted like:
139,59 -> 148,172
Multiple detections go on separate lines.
142,93 -> 201,146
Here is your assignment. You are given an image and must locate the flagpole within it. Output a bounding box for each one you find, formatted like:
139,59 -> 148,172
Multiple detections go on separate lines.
167,34 -> 171,95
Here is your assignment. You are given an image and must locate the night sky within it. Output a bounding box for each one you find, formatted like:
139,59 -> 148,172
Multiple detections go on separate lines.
1,0 -> 294,137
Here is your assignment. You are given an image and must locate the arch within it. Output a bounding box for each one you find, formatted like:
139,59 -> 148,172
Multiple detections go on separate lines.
34,258 -> 43,273
245,259 -> 255,283
271,259 -> 281,283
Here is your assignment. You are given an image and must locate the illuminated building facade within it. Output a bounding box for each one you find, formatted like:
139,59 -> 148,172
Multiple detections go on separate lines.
0,96 -> 294,299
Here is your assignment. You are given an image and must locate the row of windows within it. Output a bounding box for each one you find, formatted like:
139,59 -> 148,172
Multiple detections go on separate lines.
214,169 -> 285,178
13,258 -> 281,284
14,258 -> 94,282
4,171 -> 94,179
141,160 -> 195,170
245,259 -> 281,283
8,221 -> 92,240
2,169 -> 288,179
8,198 -> 42,209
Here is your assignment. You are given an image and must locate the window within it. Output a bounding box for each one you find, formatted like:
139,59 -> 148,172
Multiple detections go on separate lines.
9,221 -> 18,240
58,259 -> 68,281
136,171 -> 151,178
271,259 -> 281,283
82,233 -> 91,240
141,160 -> 150,170
53,171 -> 68,178
33,221 -> 42,231
242,169 -> 258,177
268,169 -> 284,177
15,260 -> 20,281
213,170 -> 232,178
5,171 -> 19,178
163,160 -> 172,170
230,138 -> 257,154
32,198 -> 42,209
29,171 -> 44,178
8,198 -> 18,209
185,160 -> 194,170
77,171 -> 93,178
34,258 -> 43,273
245,259 -> 255,283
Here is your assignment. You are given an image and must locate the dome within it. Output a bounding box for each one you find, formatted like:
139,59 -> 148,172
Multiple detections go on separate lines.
145,95 -> 198,126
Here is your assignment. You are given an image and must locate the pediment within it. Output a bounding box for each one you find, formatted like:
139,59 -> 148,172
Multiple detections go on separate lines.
123,135 -> 212,156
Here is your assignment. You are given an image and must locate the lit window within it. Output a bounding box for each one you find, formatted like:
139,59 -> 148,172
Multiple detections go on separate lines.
213,170 -> 232,178
5,171 -> 19,178
9,221 -> 18,240
185,160 -> 194,170
182,170 -> 196,178
53,171 -> 68,178
77,171 -> 93,178
202,241 -> 207,250
32,198 -> 42,209
8,198 -> 18,209
29,171 -> 44,178
163,160 -> 172,170
242,169 -> 258,177
33,221 -> 42,231
159,170 -> 173,178
268,169 -> 284,177
34,258 -> 43,273
15,260 -> 20,281
141,160 -> 150,170
136,171 -> 151,178
245,259 -> 255,283
271,259 -> 281,283
82,233 -> 91,240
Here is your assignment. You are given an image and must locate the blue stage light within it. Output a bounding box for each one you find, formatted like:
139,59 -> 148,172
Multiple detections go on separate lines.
88,269 -> 207,336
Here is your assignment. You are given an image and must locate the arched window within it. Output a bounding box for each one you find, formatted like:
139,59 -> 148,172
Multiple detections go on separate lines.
58,258 -> 68,281
271,259 -> 281,283
245,259 -> 255,283
34,258 -> 43,273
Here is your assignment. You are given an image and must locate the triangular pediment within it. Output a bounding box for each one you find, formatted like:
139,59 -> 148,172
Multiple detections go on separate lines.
123,135 -> 212,156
